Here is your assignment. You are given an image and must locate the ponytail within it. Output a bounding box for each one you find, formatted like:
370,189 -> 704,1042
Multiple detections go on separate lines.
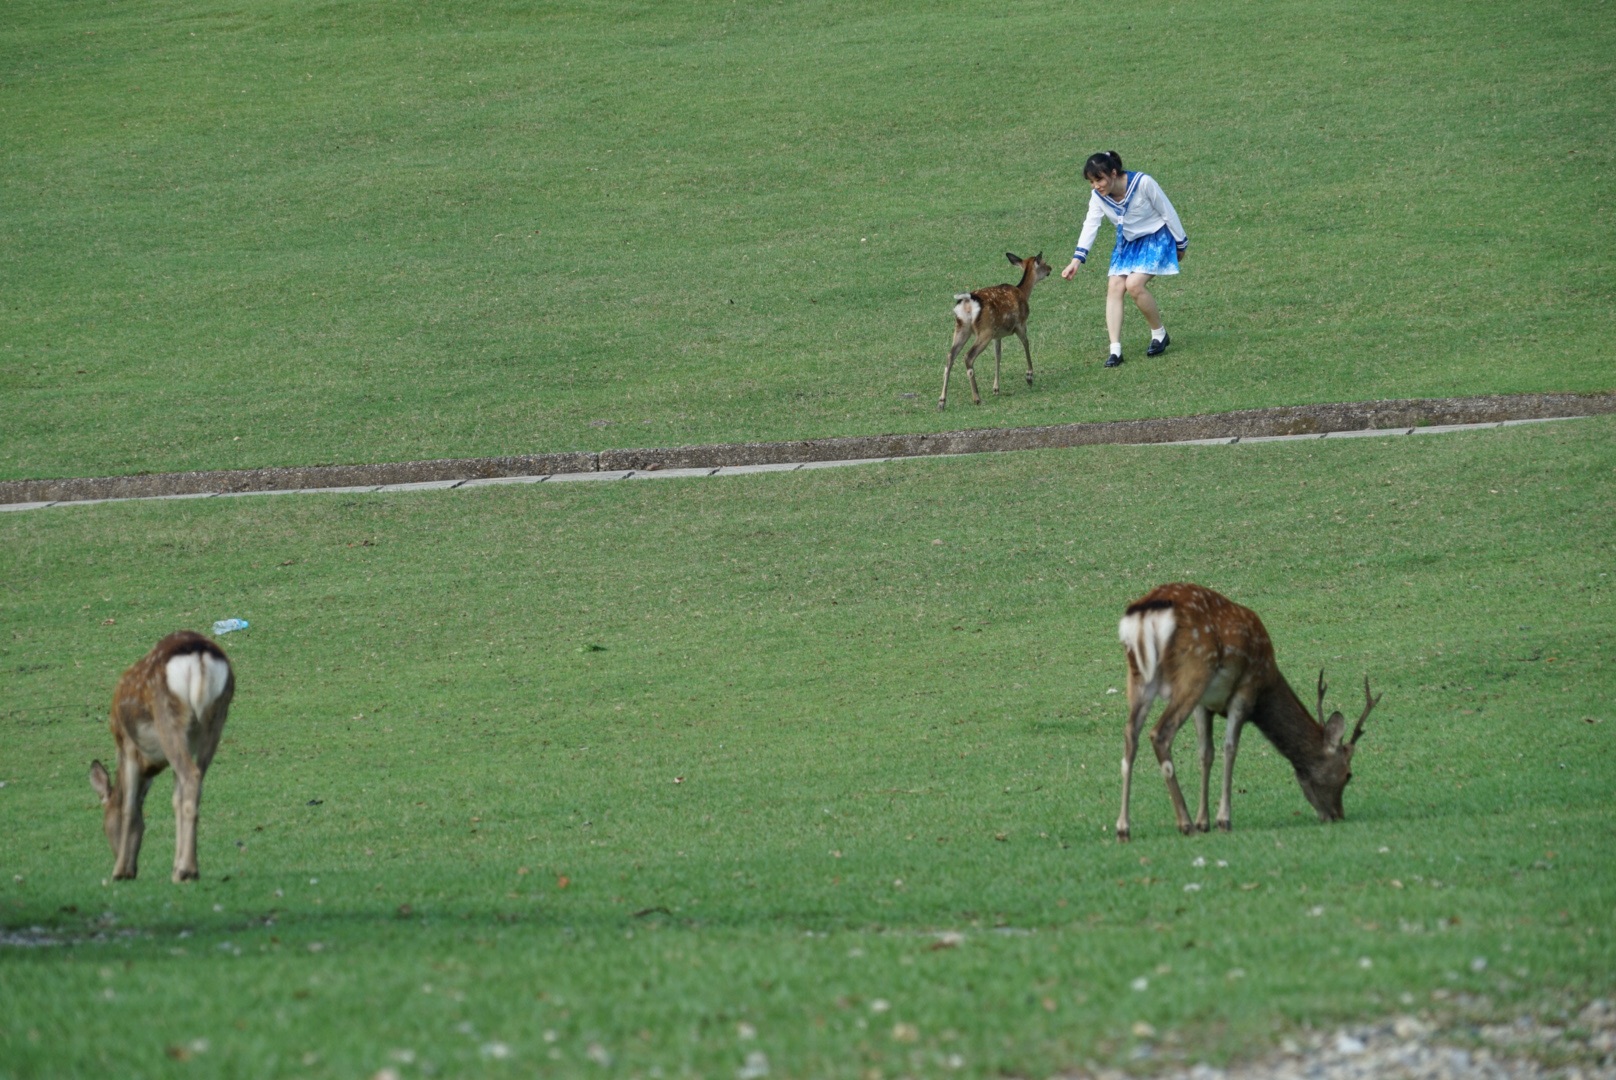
1082,150 -> 1124,181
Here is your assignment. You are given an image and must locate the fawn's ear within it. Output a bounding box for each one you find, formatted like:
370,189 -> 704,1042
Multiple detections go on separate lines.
1005,252 -> 1021,265
89,760 -> 113,803
1324,711 -> 1348,748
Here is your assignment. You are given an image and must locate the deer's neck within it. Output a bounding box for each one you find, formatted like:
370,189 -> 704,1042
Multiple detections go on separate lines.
1016,264 -> 1037,299
1248,680 -> 1328,772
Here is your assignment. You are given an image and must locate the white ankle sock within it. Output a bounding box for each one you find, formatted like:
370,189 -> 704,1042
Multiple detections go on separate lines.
1151,325 -> 1167,342
1110,342 -> 1123,356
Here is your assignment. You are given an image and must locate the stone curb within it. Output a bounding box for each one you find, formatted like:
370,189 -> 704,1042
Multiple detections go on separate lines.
0,452 -> 597,506
3,391 -> 1610,507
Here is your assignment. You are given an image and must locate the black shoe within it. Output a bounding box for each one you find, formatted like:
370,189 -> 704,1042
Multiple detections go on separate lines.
1146,332 -> 1170,357
1104,351 -> 1124,368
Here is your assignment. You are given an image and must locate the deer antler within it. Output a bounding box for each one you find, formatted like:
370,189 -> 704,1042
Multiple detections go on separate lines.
1349,676 -> 1382,746
1315,669 -> 1329,725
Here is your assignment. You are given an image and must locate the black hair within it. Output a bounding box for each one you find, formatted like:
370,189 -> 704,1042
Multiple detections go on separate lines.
1082,150 -> 1124,181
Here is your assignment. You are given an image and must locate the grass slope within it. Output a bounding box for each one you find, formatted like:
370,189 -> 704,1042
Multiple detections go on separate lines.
1,419 -> 1612,1077
2,0 -> 1613,481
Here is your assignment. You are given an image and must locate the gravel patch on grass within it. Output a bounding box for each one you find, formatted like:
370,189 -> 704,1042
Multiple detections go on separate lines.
1075,1000 -> 1615,1080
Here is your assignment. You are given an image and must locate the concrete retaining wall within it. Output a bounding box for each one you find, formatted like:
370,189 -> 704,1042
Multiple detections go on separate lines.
5,391 -> 1610,506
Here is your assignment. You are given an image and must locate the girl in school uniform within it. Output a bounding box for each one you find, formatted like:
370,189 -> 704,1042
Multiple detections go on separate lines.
1060,151 -> 1187,367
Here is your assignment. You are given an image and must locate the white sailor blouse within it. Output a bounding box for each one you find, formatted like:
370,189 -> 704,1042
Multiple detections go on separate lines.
1073,172 -> 1188,263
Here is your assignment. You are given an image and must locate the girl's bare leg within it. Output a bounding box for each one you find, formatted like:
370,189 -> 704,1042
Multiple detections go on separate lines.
1106,275 -> 1128,345
1125,272 -> 1164,331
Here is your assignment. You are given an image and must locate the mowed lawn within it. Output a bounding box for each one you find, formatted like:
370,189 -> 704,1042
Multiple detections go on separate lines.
2,0 -> 1613,482
1,419 -> 1612,1078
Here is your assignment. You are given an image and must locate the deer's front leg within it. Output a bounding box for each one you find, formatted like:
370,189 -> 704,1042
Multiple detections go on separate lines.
1216,705 -> 1250,832
1192,705 -> 1213,833
1018,327 -> 1034,385
991,339 -> 1002,394
1149,700 -> 1200,835
1117,695 -> 1152,842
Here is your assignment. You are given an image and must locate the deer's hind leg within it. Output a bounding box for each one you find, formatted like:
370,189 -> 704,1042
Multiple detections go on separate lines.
1117,684 -> 1154,843
150,696 -> 206,883
961,340 -> 988,405
1148,695 -> 1203,836
194,691 -> 231,775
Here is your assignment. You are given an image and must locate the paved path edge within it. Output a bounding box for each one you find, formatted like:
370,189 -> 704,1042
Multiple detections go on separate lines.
5,391 -> 1611,506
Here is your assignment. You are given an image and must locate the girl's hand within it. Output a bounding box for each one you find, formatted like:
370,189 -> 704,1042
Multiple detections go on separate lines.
1061,259 -> 1082,280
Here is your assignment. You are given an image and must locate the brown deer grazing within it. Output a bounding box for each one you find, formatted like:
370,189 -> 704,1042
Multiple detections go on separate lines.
1114,583 -> 1380,841
940,252 -> 1052,410
88,631 -> 234,882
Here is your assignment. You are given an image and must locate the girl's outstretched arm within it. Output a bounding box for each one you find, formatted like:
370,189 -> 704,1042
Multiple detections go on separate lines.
1070,192 -> 1106,271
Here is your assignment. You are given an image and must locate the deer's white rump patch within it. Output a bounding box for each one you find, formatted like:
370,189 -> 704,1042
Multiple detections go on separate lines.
1119,607 -> 1177,689
166,652 -> 230,717
952,294 -> 981,325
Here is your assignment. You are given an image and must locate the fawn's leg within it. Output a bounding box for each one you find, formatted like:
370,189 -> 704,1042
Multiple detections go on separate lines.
1018,327 -> 1033,385
991,339 -> 1002,395
940,326 -> 971,410
963,341 -> 987,405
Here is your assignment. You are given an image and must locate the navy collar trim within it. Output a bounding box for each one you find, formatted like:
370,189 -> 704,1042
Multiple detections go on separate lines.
1100,171 -> 1142,211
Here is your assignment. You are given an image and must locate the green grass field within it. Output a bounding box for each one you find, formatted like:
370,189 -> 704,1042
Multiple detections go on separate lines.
3,0 -> 1613,482
3,0 -> 1613,1076
2,418 -> 1612,1078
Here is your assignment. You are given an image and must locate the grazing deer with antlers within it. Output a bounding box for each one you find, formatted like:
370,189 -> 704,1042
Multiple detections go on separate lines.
88,631 -> 234,882
1114,583 -> 1380,841
940,252 -> 1052,410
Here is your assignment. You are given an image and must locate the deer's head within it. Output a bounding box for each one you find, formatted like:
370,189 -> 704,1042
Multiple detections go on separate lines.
1006,252 -> 1052,285
88,760 -> 123,855
1001,252 -> 1053,282
1296,674 -> 1381,822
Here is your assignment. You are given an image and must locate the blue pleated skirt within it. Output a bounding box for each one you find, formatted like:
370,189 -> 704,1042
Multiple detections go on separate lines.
1108,226 -> 1180,277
